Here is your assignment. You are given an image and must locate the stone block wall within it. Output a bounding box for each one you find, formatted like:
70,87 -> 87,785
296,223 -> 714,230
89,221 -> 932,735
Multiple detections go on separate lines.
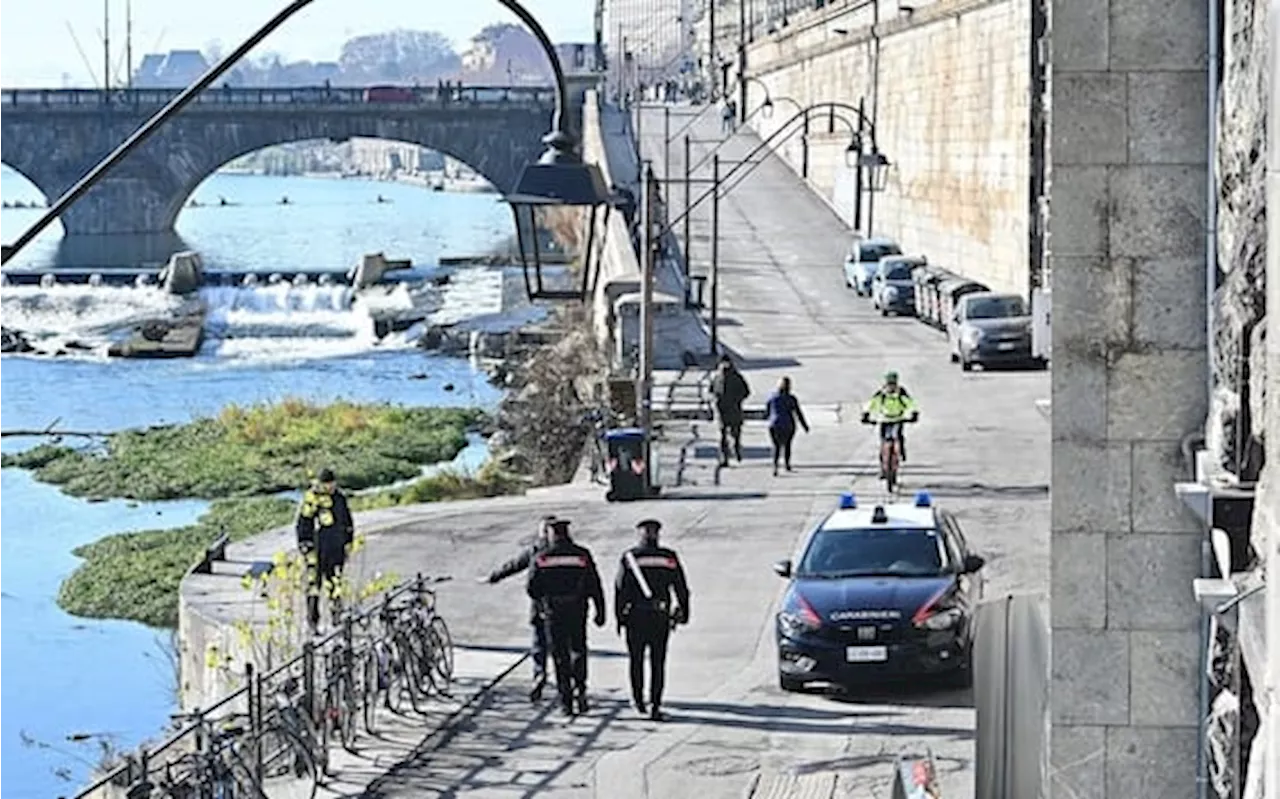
1048,0 -> 1212,796
741,0 -> 1035,294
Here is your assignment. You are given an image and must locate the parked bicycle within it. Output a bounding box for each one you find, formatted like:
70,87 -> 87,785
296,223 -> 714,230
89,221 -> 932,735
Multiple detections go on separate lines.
126,710 -> 318,799
861,411 -> 918,493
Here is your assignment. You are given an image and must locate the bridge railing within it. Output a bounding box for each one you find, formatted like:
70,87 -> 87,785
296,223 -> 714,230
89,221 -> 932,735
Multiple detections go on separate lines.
0,85 -> 557,108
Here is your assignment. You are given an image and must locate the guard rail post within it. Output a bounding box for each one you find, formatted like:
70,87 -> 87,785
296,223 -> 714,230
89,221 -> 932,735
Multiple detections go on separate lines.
135,747 -> 149,787
302,640 -> 316,729
343,610 -> 356,749
249,661 -> 264,784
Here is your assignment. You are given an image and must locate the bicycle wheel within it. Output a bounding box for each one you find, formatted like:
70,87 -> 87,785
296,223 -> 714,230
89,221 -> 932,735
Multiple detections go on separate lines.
411,624 -> 441,697
336,669 -> 359,750
396,632 -> 431,714
384,638 -> 409,714
361,648 -> 381,734
247,724 -> 319,799
428,616 -> 455,687
282,702 -> 329,778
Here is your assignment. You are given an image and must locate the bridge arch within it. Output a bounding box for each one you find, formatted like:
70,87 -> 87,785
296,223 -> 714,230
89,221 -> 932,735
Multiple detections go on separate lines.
0,164 -> 65,262
156,110 -> 545,234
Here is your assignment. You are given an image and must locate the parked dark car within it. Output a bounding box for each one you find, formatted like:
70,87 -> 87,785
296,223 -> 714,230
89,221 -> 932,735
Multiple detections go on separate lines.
947,291 -> 1043,371
871,255 -> 928,316
773,492 -> 986,691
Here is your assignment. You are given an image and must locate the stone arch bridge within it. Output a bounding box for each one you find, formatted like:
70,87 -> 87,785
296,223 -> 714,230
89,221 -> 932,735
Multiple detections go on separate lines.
0,84 -> 586,236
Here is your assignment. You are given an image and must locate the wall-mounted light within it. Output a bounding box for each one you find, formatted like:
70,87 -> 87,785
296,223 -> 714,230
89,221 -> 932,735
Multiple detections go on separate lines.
832,27 -> 849,35
898,3 -> 916,16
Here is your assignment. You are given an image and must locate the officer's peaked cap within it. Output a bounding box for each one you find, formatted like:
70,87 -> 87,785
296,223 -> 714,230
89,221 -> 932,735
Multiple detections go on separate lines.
636,518 -> 662,531
548,519 -> 572,533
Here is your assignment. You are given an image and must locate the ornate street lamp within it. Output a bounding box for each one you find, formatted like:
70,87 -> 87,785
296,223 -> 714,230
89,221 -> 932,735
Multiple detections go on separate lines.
505,130 -> 616,302
860,150 -> 891,192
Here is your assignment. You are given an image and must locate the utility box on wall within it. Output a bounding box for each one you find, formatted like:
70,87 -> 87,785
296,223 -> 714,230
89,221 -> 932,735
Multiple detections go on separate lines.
1031,287 -> 1051,362
614,291 -> 686,371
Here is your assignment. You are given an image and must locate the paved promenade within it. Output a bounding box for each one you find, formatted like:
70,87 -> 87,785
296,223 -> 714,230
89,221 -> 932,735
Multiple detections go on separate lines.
183,102 -> 1049,797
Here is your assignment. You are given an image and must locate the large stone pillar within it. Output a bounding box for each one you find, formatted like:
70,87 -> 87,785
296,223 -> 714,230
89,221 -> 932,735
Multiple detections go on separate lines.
1048,0 -> 1210,795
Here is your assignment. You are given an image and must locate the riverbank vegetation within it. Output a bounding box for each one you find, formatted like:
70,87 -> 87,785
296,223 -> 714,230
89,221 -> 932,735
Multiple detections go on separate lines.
2,399 -> 483,501
0,398 -> 530,628
58,497 -> 297,628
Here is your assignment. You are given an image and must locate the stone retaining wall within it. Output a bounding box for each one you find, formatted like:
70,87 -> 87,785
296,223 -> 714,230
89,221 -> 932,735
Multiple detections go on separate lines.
740,0 -> 1035,294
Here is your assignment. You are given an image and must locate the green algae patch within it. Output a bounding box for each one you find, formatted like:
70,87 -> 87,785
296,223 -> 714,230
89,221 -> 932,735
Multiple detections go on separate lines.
57,497 -> 297,629
348,460 -> 525,511
2,399 -> 485,501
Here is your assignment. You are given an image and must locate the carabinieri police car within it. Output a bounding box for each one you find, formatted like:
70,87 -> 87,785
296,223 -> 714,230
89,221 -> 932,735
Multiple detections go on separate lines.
772,491 -> 987,691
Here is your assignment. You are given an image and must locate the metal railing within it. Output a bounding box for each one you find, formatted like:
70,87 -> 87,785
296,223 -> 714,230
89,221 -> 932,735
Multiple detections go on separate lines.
1,85 -> 557,109
62,573 -> 452,799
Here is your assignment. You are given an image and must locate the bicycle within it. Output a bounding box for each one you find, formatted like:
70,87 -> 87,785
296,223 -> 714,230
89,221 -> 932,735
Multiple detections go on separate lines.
132,711 -> 319,799
374,576 -> 454,714
270,675 -> 330,780
322,632 -> 360,751
861,412 -> 918,493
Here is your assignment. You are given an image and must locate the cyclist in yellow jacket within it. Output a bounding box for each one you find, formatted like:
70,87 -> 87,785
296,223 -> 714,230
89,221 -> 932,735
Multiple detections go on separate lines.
860,371 -> 920,474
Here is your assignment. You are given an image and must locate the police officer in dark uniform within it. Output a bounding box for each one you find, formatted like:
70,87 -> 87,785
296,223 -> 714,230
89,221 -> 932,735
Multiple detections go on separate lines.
526,519 -> 606,716
295,467 -> 354,634
480,514 -> 557,702
615,519 -> 690,721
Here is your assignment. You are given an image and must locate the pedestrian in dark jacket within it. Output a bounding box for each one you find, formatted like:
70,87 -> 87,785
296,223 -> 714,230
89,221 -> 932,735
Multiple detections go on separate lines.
764,377 -> 810,475
615,519 -> 690,721
709,355 -> 751,466
480,514 -> 556,701
527,519 -> 606,716
295,467 -> 354,634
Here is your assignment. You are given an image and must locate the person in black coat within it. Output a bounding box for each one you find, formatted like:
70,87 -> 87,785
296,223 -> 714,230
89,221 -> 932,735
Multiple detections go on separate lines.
615,519 -> 691,721
295,467 -> 354,635
480,515 -> 556,701
527,519 -> 606,716
709,355 -> 751,466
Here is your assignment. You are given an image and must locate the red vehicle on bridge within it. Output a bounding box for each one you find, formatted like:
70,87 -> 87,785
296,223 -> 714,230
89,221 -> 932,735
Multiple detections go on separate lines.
362,85 -> 416,103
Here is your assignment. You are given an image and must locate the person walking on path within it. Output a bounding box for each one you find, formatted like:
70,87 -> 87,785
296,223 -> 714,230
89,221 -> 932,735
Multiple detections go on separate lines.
710,354 -> 751,466
615,519 -> 691,721
527,519 -> 606,717
295,467 -> 354,635
479,515 -> 557,702
765,377 -> 810,476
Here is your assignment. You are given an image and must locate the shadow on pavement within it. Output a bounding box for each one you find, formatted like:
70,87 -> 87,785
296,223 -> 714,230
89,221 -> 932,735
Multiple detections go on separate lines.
658,698 -> 973,740
908,482 -> 1050,499
365,687 -> 635,798
826,682 -> 974,710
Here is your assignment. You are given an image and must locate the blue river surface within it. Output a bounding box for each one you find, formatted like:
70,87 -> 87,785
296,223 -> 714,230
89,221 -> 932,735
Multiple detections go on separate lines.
2,165 -> 512,797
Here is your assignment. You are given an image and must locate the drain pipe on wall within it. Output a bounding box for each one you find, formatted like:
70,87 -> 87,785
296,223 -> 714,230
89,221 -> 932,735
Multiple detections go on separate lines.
1206,0 -> 1221,411
1196,4 -> 1221,795
1264,0 -> 1279,794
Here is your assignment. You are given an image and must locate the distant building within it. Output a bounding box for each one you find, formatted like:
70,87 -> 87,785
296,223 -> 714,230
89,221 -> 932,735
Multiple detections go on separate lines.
132,50 -> 210,88
605,0 -> 691,88
461,37 -> 498,72
554,43 -> 601,73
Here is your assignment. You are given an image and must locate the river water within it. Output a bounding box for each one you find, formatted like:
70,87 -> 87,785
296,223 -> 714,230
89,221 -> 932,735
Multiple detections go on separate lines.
1,166 -> 517,797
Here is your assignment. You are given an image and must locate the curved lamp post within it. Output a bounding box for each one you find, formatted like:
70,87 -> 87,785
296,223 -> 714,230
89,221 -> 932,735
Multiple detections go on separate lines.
1,0 -> 614,304
690,98 -> 858,178
664,102 -> 868,239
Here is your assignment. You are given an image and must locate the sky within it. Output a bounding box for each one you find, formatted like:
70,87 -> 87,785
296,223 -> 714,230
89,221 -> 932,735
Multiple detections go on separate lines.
0,0 -> 596,87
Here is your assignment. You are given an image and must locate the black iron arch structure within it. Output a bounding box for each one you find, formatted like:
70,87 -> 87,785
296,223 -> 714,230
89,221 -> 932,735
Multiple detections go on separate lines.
1,0 -> 602,266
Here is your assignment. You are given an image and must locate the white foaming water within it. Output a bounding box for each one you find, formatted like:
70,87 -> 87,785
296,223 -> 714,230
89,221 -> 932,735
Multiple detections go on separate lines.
1,284 -> 186,356
1,269 -> 539,364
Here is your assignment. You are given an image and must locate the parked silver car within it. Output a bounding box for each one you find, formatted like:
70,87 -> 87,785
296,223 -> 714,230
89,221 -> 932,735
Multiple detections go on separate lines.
842,237 -> 901,296
947,292 -> 1044,371
871,255 -> 927,316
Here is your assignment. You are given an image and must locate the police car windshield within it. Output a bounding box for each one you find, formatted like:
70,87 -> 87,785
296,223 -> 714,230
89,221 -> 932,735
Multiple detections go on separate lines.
796,527 -> 945,578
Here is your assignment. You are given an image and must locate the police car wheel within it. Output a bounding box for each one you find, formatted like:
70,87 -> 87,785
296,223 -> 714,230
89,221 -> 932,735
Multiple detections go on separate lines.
606,490 -> 617,502
778,673 -> 805,693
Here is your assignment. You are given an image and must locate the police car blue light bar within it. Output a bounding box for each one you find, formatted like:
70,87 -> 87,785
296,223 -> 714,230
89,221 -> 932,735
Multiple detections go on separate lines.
839,492 -> 857,509
915,491 -> 932,507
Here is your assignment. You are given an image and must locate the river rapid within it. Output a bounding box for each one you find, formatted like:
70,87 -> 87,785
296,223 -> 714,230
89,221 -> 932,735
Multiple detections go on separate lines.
1,166 -> 519,796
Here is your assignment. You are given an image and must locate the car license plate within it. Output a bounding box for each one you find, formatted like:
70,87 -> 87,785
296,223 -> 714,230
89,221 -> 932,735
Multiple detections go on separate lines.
846,646 -> 888,663
997,342 -> 1017,351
